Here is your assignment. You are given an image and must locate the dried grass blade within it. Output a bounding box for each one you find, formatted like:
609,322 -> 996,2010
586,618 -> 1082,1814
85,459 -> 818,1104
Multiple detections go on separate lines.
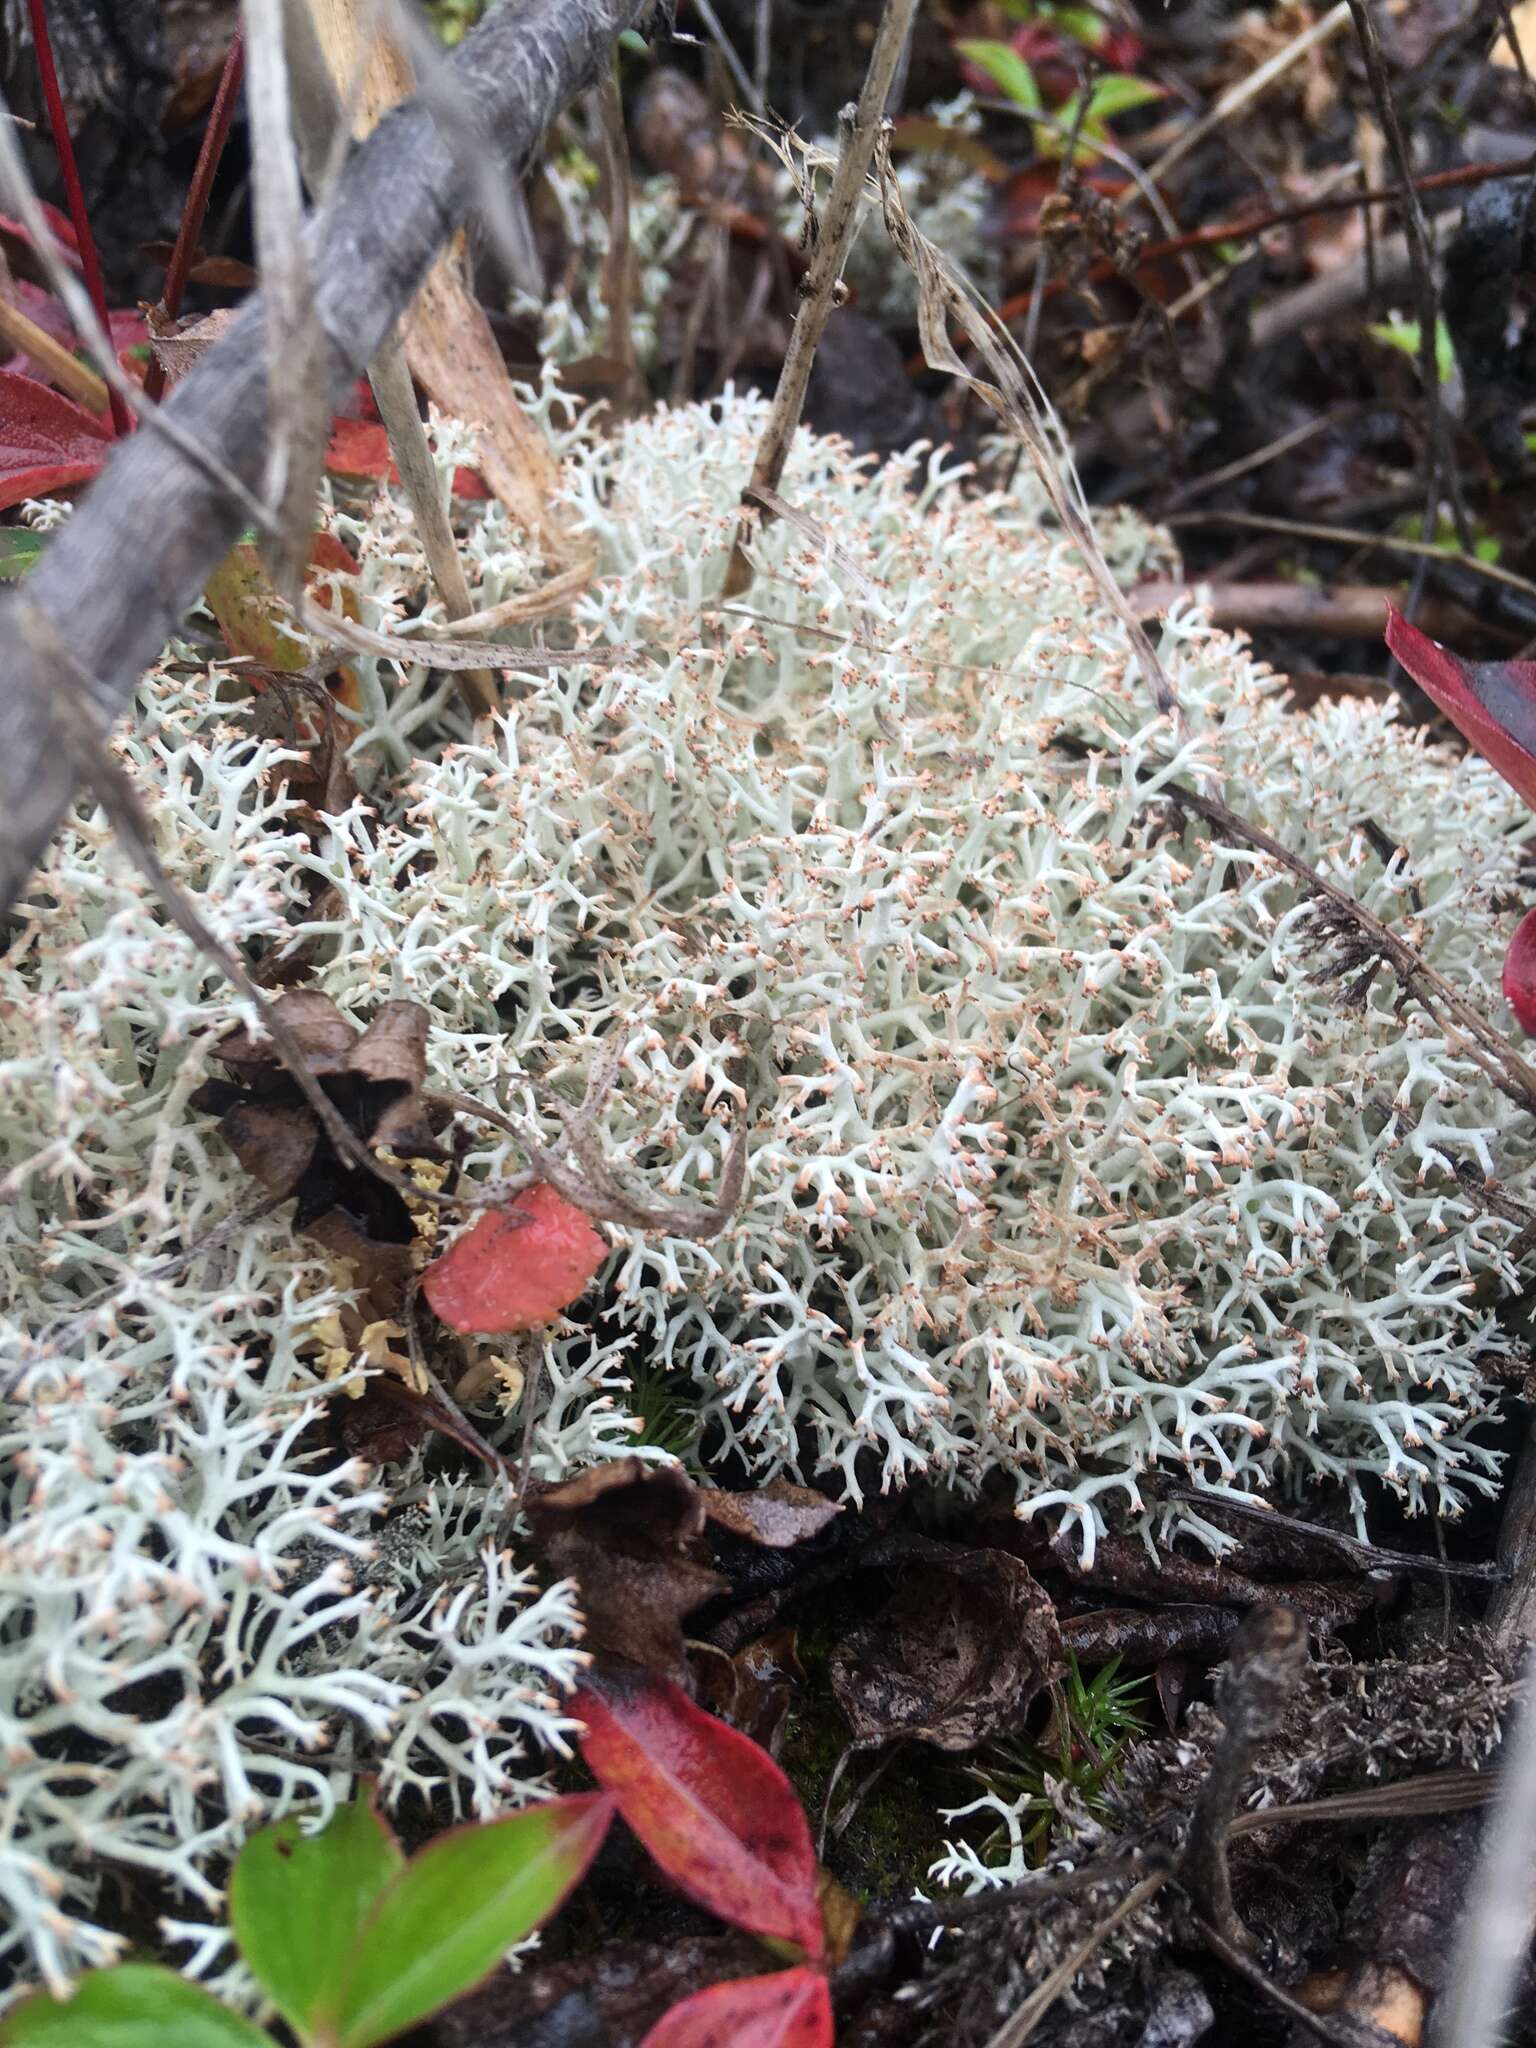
867,129 -> 1181,718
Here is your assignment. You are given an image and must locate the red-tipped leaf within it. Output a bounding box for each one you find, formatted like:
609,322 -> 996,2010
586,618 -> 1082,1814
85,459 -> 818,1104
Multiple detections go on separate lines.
639,1968 -> 834,2048
1385,603 -> 1536,810
0,368 -> 109,509
333,1792 -> 614,2048
574,1678 -> 824,1958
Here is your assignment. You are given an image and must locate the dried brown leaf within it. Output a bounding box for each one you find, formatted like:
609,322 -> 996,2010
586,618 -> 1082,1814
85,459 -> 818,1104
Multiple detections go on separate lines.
528,1459 -> 729,1683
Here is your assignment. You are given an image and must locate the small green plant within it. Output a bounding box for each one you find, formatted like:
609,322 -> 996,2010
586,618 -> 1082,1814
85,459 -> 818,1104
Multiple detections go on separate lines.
426,0 -> 484,44
626,1365 -> 706,1463
969,1655 -> 1147,1865
956,27 -> 1163,162
0,1792 -> 612,2048
0,1679 -> 837,2048
1368,314 -> 1456,384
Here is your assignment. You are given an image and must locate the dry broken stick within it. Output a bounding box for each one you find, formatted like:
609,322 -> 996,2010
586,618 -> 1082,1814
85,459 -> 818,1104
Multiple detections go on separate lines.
365,336 -> 500,715
0,0 -> 649,921
1344,0 -> 1469,556
1155,772 -> 1536,1117
721,0 -> 921,597
244,0 -> 330,598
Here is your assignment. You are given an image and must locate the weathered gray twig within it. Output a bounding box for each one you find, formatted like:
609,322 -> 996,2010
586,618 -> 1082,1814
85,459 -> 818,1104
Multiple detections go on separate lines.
243,0 -> 330,595
721,0 -> 920,596
1344,0 -> 1469,554
279,0 -> 498,717
0,0 -> 649,921
592,49 -> 642,412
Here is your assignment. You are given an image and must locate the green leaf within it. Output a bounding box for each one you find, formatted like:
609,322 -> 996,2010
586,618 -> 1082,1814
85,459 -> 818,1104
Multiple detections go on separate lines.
230,1794 -> 404,2042
1367,316 -> 1456,384
1053,6 -> 1111,46
333,1795 -> 612,2048
1047,73 -> 1164,158
0,1966 -> 272,2048
1081,73 -> 1164,121
956,39 -> 1042,113
0,529 -> 44,582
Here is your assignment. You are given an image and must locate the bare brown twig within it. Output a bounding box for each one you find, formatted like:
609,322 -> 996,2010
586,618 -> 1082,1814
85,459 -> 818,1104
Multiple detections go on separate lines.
1182,1606 -> 1309,1951
1344,0 -> 1470,554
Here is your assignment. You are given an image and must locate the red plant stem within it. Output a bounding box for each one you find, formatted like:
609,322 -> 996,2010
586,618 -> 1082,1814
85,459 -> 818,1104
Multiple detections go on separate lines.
25,0 -> 131,436
143,29 -> 245,407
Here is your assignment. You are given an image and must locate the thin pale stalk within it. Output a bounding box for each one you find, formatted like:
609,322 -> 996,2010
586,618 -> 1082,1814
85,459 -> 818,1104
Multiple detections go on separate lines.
243,0 -> 329,594
0,288 -> 106,409
367,334 -> 499,714
593,51 -> 641,411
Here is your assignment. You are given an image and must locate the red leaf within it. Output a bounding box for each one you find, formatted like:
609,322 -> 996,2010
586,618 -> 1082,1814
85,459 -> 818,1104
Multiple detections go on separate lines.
1504,907 -> 1536,1035
1385,604 -> 1536,810
325,414 -> 392,477
422,1182 -> 607,1334
0,367 -> 110,510
324,413 -> 492,500
0,202 -> 81,269
639,1968 -> 833,2048
574,1677 -> 824,1958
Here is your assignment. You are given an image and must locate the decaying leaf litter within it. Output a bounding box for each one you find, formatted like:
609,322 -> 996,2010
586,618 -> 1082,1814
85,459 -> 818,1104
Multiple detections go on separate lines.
8,1 -> 1536,2044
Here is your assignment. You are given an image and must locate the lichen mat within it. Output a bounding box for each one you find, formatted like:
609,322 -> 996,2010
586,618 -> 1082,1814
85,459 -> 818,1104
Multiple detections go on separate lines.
2,383 -> 1531,1988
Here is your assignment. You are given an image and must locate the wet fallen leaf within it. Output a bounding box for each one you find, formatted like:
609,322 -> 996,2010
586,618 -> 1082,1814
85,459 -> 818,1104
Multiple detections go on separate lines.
700,1482 -> 840,1550
422,1931 -> 769,2048
574,1674 -> 825,1958
829,1544 -> 1061,1752
340,1371 -> 510,1475
1060,1605 -> 1241,1668
0,366 -> 111,510
1384,605 -> 1536,1031
204,532 -> 364,681
146,305 -> 240,388
1385,605 -> 1536,811
690,1628 -> 803,1756
1505,908 -> 1536,1036
324,412 -> 490,501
